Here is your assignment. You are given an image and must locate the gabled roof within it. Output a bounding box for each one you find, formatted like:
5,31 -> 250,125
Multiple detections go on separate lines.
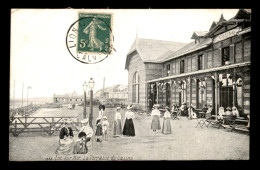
234,9 -> 251,20
209,21 -> 218,31
125,38 -> 187,69
160,38 -> 212,62
206,9 -> 251,36
191,31 -> 208,39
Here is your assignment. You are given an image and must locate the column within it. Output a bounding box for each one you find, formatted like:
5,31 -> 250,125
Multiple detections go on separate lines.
204,77 -> 207,106
189,76 -> 192,119
156,82 -> 159,104
214,72 -> 219,119
233,68 -> 237,107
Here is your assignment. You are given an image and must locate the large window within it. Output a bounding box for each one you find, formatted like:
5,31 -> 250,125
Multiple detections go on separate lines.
222,47 -> 230,65
167,64 -> 170,76
198,55 -> 203,70
180,60 -> 185,74
132,72 -> 140,103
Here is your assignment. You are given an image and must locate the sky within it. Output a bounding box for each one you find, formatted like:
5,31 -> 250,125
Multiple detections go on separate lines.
10,9 -> 239,98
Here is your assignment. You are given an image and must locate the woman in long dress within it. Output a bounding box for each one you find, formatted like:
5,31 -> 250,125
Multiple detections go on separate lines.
123,105 -> 135,137
55,119 -> 75,155
151,104 -> 161,132
113,107 -> 122,138
162,107 -> 172,134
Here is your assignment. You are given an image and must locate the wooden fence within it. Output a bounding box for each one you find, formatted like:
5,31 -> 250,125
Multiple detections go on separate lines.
9,116 -> 80,137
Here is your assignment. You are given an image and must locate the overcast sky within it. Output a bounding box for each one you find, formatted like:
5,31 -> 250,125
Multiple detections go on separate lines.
10,9 -> 238,98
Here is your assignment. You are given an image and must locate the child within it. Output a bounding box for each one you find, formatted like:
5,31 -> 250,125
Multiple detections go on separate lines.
73,132 -> 88,154
102,116 -> 109,141
95,115 -> 103,142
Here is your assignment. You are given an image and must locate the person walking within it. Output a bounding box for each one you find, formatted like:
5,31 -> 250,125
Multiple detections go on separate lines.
113,107 -> 122,138
151,104 -> 161,133
162,106 -> 172,135
122,105 -> 135,137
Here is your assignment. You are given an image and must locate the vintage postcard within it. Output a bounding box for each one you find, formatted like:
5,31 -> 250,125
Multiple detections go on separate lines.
9,9 -> 250,161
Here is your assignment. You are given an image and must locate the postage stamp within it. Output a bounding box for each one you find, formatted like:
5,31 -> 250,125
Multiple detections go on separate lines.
66,13 -> 113,64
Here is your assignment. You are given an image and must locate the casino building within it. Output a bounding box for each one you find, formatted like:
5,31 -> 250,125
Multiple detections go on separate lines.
125,9 -> 251,116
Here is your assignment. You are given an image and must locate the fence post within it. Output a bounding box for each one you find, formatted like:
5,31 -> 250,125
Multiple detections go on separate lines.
14,120 -> 17,137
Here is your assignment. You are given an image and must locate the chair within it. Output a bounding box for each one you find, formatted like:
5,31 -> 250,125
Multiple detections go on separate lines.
171,110 -> 179,120
204,110 -> 224,129
221,115 -> 236,130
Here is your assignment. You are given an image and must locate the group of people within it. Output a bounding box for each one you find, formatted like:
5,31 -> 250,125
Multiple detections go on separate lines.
217,106 -> 241,120
55,104 -> 136,155
150,104 -> 172,134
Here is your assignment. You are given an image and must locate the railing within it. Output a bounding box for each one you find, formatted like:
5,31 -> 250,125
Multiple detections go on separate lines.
9,116 -> 80,137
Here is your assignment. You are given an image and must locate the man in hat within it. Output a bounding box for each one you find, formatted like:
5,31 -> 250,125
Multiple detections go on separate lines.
78,118 -> 93,143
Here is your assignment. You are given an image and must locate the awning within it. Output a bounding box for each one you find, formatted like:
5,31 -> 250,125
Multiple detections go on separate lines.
146,61 -> 250,83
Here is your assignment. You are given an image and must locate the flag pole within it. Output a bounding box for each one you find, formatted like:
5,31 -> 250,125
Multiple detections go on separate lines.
22,83 -> 24,107
13,80 -> 15,110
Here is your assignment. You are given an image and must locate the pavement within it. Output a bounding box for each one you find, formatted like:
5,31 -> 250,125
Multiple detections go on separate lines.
9,106 -> 249,161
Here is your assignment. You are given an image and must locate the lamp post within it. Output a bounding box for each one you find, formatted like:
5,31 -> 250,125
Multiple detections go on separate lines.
88,78 -> 95,128
83,81 -> 88,119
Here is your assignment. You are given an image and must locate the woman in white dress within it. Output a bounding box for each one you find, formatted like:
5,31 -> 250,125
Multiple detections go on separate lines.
113,107 -> 122,137
151,104 -> 161,132
217,107 -> 225,120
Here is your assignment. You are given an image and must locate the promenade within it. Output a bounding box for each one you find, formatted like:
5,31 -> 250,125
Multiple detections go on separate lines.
9,106 -> 249,161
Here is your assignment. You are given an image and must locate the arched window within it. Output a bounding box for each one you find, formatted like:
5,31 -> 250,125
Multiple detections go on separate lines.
132,72 -> 140,103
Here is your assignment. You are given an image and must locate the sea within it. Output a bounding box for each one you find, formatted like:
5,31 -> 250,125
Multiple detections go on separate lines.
9,97 -> 53,109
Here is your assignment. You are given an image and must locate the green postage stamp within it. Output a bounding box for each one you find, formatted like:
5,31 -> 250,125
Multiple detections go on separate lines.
66,13 -> 113,64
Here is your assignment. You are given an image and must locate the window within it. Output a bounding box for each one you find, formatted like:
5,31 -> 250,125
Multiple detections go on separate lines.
222,47 -> 230,65
198,55 -> 203,70
132,72 -> 140,103
167,64 -> 170,76
180,60 -> 185,74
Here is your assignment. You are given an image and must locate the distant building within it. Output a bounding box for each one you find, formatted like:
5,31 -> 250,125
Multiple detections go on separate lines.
94,84 -> 128,100
53,91 -> 87,104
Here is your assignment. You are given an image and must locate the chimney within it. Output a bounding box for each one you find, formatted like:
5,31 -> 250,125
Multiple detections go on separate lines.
103,77 -> 105,94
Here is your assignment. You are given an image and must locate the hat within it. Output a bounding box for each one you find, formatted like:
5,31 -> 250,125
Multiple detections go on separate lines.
103,116 -> 107,119
182,102 -> 186,105
127,105 -> 132,110
164,106 -> 170,110
226,107 -> 231,111
153,104 -> 159,108
116,107 -> 121,110
97,115 -> 102,120
80,118 -> 89,124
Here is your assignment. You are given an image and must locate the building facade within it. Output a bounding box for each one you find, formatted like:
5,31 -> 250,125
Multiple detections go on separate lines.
53,91 -> 85,104
125,9 -> 251,116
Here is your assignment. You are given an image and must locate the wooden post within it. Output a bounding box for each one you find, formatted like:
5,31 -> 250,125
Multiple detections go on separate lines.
156,82 -> 159,104
214,72 -> 219,120
205,77 -> 207,106
233,68 -> 237,107
14,120 -> 17,136
189,77 -> 192,119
